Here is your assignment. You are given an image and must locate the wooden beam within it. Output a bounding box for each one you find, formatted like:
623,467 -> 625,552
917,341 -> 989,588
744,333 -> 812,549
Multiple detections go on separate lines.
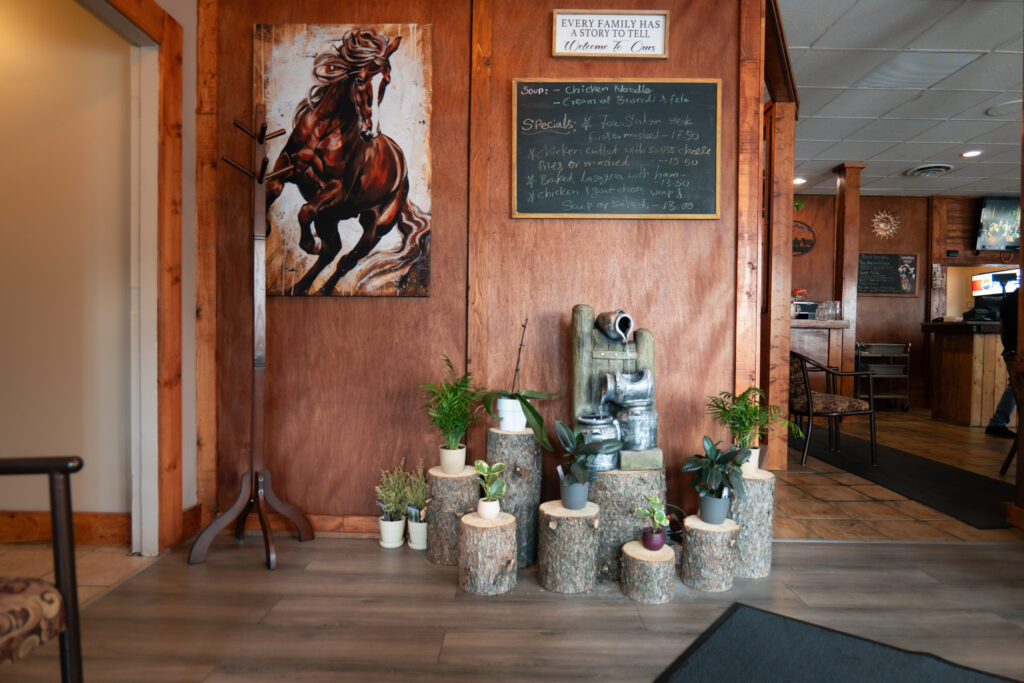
0,512 -> 131,546
735,0 -> 766,394
832,162 -> 865,396
764,0 -> 798,112
105,0 -> 165,43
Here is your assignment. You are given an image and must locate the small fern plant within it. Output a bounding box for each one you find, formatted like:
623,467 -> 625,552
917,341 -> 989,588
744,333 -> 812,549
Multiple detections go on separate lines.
421,355 -> 484,450
706,386 -> 801,449
474,460 -> 507,502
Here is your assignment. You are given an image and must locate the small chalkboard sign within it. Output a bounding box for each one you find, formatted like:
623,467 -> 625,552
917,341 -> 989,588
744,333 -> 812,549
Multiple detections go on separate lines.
512,78 -> 720,219
857,253 -> 918,296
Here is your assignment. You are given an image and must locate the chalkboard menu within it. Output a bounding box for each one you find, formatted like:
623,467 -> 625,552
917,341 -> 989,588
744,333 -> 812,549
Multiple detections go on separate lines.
513,78 -> 720,218
857,253 -> 918,296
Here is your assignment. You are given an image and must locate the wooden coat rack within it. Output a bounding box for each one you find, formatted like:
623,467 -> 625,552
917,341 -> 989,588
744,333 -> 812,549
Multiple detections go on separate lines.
189,108 -> 313,570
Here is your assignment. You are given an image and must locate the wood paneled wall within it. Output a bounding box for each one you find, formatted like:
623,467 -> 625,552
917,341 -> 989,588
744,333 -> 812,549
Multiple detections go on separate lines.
792,194 -> 835,302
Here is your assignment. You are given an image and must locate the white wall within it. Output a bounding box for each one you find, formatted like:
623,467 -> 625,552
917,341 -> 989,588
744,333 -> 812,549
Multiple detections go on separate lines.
0,0 -> 133,512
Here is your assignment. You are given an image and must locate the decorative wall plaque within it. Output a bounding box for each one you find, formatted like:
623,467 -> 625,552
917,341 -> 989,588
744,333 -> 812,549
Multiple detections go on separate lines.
552,10 -> 669,58
792,220 -> 815,256
871,209 -> 900,240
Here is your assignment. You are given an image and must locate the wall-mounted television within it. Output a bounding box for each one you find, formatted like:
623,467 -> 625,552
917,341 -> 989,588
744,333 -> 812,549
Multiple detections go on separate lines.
975,197 -> 1021,251
972,267 -> 1020,297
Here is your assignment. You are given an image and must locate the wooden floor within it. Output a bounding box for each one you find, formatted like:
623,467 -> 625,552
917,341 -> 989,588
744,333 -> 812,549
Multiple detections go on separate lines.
5,534 -> 1024,682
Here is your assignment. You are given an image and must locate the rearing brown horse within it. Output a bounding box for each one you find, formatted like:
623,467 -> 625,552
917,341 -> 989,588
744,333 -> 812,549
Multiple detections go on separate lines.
267,29 -> 423,295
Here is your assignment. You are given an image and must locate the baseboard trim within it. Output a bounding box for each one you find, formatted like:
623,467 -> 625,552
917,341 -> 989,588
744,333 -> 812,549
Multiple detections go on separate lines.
236,512 -> 378,535
0,511 -> 131,546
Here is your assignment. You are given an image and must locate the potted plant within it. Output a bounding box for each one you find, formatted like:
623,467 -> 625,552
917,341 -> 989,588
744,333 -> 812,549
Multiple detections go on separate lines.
634,494 -> 671,551
554,420 -> 624,510
681,437 -> 750,525
481,318 -> 558,450
421,354 -> 484,474
706,386 -> 801,474
375,460 -> 409,548
406,460 -> 428,550
474,460 -> 506,519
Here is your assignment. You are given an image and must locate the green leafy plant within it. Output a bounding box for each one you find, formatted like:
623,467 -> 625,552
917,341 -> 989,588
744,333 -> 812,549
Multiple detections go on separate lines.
794,198 -> 804,212
406,460 -> 428,522
634,494 -> 670,534
555,420 -> 624,486
681,437 -> 750,500
375,459 -> 410,521
481,318 -> 559,451
474,460 -> 507,502
706,386 -> 801,449
421,355 -> 484,450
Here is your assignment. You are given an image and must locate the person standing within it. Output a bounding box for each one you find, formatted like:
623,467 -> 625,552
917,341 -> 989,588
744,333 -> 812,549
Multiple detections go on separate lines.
986,288 -> 1018,439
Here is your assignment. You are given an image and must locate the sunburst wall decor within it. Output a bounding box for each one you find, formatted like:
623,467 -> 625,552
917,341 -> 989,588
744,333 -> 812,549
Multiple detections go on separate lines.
871,209 -> 900,240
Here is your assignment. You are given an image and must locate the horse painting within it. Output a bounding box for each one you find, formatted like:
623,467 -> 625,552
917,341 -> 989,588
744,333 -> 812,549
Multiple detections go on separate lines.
262,26 -> 431,296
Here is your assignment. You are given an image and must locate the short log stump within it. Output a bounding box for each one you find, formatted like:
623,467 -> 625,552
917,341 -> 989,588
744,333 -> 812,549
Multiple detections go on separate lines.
682,515 -> 738,593
487,428 -> 541,567
590,468 -> 666,581
427,465 -> 478,566
537,500 -> 600,594
621,540 -> 676,604
457,512 -> 517,596
729,469 -> 776,579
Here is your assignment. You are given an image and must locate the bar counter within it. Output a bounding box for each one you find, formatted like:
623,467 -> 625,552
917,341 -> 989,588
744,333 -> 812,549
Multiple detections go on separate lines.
921,321 -> 1008,426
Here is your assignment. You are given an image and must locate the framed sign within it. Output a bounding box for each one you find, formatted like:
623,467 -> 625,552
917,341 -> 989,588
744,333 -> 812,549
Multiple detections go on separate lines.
857,253 -> 918,296
512,78 -> 720,219
553,10 -> 669,58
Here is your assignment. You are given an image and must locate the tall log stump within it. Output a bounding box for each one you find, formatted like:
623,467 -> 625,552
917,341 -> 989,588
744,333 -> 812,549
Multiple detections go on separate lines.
487,428 -> 541,566
621,540 -> 676,604
427,465 -> 478,566
729,469 -> 775,579
590,468 -> 666,581
537,500 -> 600,594
682,515 -> 738,592
458,512 -> 517,596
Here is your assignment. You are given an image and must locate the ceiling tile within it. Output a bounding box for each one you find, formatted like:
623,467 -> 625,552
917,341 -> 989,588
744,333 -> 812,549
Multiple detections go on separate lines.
995,33 -> 1023,53
795,139 -> 836,159
814,0 -> 960,49
909,119 -> 1008,143
815,88 -> 919,117
951,93 -> 1024,120
863,174 -> 976,190
795,116 -> 873,139
794,160 -> 845,176
817,140 -> 896,160
907,1 -> 1024,51
796,87 -> 846,116
846,118 -> 942,142
870,141 -> 958,161
793,49 -> 897,87
969,123 -> 1024,144
949,179 -> 1022,194
777,0 -> 860,48
946,162 -> 1020,178
981,146 -> 1024,164
933,53 -> 1024,91
910,142 -> 1020,164
861,160 -> 929,177
884,89 -> 996,118
856,52 -> 982,89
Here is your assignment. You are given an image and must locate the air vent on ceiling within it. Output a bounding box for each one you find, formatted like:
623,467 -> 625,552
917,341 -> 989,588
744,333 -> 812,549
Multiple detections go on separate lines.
904,163 -> 954,178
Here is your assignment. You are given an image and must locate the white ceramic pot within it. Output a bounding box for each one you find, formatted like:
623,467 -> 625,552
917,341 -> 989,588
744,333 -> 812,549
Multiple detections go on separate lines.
440,445 -> 467,475
740,447 -> 760,476
407,520 -> 427,550
496,396 -> 528,431
379,517 -> 406,548
477,498 -> 500,520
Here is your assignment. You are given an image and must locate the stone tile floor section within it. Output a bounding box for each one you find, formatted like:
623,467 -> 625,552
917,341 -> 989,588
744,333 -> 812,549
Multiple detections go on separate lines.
0,544 -> 156,604
775,448 -> 1024,542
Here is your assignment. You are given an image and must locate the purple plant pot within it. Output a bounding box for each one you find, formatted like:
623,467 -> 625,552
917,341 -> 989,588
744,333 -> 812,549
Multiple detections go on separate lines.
641,527 -> 666,551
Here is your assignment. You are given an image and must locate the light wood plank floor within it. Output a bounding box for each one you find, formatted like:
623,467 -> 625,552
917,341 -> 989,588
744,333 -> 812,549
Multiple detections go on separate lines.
5,535 -> 1024,681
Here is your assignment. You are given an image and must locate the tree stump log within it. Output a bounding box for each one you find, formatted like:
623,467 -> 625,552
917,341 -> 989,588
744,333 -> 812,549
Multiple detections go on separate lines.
682,515 -> 738,592
590,468 -> 666,581
457,512 -> 517,596
426,465 -> 478,566
620,540 -> 676,604
537,500 -> 600,594
729,469 -> 775,579
487,428 -> 541,566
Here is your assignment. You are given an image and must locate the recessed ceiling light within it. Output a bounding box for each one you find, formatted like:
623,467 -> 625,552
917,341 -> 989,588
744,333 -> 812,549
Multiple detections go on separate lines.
793,177 -> 807,185
985,99 -> 1023,117
961,150 -> 983,158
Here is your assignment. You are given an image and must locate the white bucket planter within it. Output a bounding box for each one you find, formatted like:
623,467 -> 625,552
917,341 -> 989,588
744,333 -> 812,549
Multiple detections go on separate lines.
379,517 -> 406,548
477,499 -> 500,520
497,396 -> 528,431
440,445 -> 467,475
407,520 -> 427,550
740,447 -> 760,476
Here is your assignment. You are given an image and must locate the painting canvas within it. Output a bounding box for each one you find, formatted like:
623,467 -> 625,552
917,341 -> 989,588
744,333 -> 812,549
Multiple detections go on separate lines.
256,24 -> 432,296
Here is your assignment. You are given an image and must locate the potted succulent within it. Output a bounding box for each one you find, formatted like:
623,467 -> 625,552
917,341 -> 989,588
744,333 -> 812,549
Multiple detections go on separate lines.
481,318 -> 558,450
421,355 -> 484,474
681,437 -> 750,525
707,386 -> 801,474
474,460 -> 506,520
554,420 -> 624,510
375,460 -> 409,548
634,494 -> 671,551
406,461 -> 428,551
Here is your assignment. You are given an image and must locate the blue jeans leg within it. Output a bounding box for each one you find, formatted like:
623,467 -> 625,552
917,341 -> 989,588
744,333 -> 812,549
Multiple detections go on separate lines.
988,379 -> 1017,428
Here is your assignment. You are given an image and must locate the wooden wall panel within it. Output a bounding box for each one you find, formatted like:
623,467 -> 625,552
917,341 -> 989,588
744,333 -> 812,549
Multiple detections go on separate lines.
478,0 -> 741,512
215,1 -> 470,517
791,194 -> 835,302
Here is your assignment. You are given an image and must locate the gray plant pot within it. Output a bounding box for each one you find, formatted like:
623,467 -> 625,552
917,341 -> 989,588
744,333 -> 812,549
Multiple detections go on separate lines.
699,489 -> 731,525
560,479 -> 590,510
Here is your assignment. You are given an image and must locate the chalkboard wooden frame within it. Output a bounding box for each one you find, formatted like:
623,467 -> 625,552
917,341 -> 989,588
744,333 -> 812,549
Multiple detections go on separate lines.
511,77 -> 721,219
857,253 -> 919,297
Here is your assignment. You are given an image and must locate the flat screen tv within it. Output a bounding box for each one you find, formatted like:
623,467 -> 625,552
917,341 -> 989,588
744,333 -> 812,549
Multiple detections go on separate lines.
972,267 -> 1020,297
975,197 -> 1021,251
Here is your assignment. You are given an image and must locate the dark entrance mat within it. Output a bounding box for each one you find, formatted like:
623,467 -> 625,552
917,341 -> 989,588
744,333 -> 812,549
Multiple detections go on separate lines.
789,429 -> 1013,529
655,603 -> 1015,683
